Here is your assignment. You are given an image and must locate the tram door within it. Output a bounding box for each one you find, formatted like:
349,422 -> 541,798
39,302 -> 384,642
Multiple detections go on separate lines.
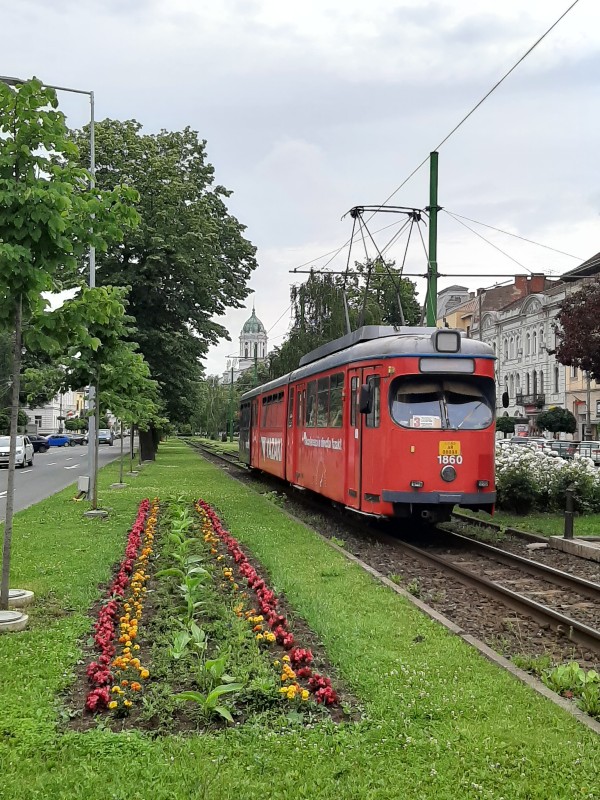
250,399 -> 260,467
347,367 -> 382,510
346,371 -> 361,509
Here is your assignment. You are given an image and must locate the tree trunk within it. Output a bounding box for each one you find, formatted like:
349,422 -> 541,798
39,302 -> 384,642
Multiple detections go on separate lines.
139,427 -> 155,461
1,297 -> 23,610
119,419 -> 124,483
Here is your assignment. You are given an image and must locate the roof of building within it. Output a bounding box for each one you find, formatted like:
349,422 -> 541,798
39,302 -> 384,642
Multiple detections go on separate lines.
241,307 -> 266,334
559,252 -> 600,282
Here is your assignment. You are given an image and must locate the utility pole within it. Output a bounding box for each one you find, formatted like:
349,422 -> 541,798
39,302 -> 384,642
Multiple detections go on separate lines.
228,363 -> 234,442
254,343 -> 258,386
426,151 -> 439,326
586,371 -> 592,440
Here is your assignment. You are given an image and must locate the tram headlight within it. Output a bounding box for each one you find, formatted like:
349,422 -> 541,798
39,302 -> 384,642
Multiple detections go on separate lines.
440,465 -> 456,482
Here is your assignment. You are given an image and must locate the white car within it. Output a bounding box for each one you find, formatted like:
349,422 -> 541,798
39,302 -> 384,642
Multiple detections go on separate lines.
0,435 -> 34,468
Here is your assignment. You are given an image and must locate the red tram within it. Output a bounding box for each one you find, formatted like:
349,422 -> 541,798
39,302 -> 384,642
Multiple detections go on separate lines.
239,326 -> 496,523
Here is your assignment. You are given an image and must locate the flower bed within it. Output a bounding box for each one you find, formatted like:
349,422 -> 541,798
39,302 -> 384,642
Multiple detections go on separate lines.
84,498 -> 158,713
75,496 -> 346,729
195,499 -> 339,706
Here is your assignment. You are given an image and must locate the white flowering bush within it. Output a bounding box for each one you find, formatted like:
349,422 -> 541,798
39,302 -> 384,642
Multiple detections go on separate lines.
495,443 -> 600,514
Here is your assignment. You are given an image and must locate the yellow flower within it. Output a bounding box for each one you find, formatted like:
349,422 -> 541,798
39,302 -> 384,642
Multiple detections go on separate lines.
108,701 -> 118,709
282,655 -> 290,663
301,690 -> 309,701
140,669 -> 150,679
124,700 -> 132,708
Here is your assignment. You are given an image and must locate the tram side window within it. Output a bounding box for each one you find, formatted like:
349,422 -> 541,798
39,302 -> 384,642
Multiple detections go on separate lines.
262,392 -> 285,428
329,373 -> 343,427
365,376 -> 381,428
296,389 -> 305,427
252,401 -> 258,426
317,377 -> 329,427
350,377 -> 359,427
287,388 -> 294,428
306,381 -> 317,427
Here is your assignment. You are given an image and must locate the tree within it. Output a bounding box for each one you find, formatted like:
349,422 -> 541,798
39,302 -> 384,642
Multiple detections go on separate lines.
495,416 -> 515,436
0,78 -> 138,609
536,407 -> 577,437
555,282 -> 600,378
70,120 -> 258,424
268,264 -> 420,379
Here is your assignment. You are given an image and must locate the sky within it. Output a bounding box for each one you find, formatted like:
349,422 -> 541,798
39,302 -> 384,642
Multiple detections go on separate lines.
2,0 -> 599,377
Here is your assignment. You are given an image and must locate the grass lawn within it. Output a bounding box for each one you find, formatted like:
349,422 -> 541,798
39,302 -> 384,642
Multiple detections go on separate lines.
464,508 -> 600,538
1,441 -> 599,800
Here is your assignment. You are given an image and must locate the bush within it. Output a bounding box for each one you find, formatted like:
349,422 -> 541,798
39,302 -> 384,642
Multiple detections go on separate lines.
495,443 -> 600,514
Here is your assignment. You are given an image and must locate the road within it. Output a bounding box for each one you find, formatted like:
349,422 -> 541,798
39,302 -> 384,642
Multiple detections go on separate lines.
0,437 -> 132,521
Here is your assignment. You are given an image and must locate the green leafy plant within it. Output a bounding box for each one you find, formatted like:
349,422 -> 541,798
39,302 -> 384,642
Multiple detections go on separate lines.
330,536 -> 346,548
176,683 -> 244,723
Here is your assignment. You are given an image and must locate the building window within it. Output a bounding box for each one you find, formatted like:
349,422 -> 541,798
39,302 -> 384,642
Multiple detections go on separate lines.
571,365 -> 578,379
526,373 -> 530,394
244,345 -> 248,358
539,371 -> 544,394
554,366 -> 559,394
35,416 -> 42,428
503,339 -> 508,360
532,331 -> 537,356
509,374 -> 514,396
525,334 -> 530,356
516,373 -> 521,392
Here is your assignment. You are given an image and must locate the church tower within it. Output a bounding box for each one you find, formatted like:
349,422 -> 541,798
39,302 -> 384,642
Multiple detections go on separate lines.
238,305 -> 267,370
222,305 -> 268,384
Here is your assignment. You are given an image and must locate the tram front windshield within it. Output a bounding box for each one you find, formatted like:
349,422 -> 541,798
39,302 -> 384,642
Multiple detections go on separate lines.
390,376 -> 494,430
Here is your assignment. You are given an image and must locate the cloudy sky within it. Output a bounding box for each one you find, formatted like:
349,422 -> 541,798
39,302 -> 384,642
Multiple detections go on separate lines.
2,0 -> 599,376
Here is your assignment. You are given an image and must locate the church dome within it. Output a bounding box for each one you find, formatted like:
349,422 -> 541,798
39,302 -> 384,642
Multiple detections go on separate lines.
242,308 -> 266,334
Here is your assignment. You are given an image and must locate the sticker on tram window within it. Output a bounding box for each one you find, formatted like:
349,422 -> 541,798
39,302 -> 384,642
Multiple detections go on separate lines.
411,415 -> 441,429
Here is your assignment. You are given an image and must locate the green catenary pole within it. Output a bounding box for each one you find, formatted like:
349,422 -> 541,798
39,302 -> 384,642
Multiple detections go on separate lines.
228,363 -> 234,442
426,151 -> 439,326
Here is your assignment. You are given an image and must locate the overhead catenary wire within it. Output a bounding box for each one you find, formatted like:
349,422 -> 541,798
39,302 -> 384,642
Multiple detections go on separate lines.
444,211 -> 534,274
291,0 -> 581,274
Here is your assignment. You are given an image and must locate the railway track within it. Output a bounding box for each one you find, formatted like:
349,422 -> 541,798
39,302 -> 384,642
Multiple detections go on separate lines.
381,528 -> 600,653
187,438 -> 600,656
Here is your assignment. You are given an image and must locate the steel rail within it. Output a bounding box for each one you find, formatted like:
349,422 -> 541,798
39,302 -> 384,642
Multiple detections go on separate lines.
389,536 -> 600,654
439,528 -> 600,601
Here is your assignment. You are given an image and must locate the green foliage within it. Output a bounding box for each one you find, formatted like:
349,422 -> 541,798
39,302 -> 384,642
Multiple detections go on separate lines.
495,415 -> 515,435
268,263 -> 420,379
176,683 -> 244,724
70,119 -> 257,424
496,466 -> 539,515
0,79 -> 138,324
542,661 -> 600,715
0,407 -> 28,433
536,407 -> 577,435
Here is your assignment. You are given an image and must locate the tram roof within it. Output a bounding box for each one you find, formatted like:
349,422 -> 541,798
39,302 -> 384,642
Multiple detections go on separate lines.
240,326 -> 494,401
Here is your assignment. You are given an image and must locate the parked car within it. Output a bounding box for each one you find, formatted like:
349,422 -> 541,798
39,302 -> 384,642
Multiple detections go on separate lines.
45,433 -> 71,447
98,428 -> 114,446
67,432 -> 88,445
576,442 -> 600,466
28,433 -> 49,453
509,436 -> 551,451
549,441 -> 578,460
0,435 -> 34,467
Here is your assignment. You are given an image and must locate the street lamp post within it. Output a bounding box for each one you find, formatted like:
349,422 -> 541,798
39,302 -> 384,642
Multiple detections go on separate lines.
0,76 -> 98,507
